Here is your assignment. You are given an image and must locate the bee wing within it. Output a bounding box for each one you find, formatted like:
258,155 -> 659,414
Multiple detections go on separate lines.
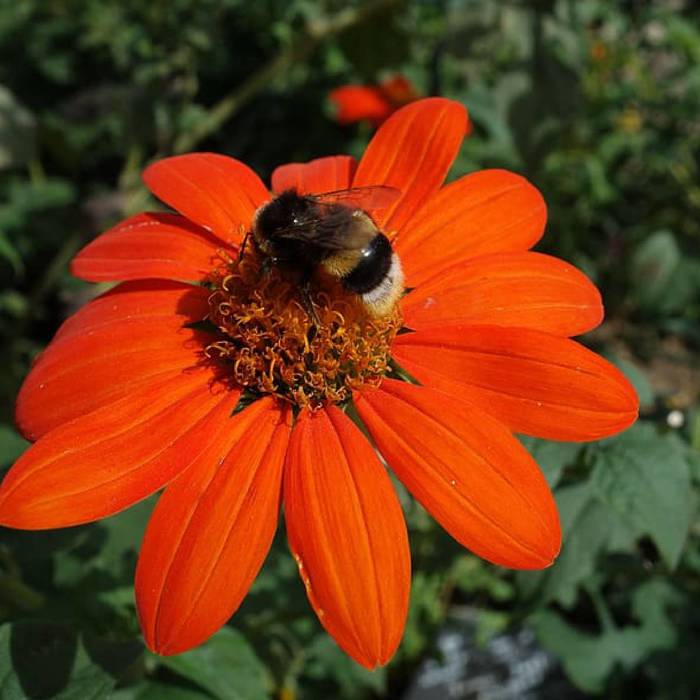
267,207 -> 357,250
312,186 -> 401,211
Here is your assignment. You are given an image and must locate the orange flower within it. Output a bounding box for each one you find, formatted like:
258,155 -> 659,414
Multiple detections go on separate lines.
0,98 -> 638,668
329,75 -> 420,126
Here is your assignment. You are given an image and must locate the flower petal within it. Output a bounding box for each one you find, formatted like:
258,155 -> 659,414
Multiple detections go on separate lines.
379,76 -> 419,106
396,170 -> 547,287
0,373 -> 239,529
353,98 -> 469,234
329,85 -> 393,125
401,252 -> 603,336
355,380 -> 560,569
284,406 -> 410,669
137,398 -> 291,655
17,281 -> 212,440
392,325 -> 639,441
271,155 -> 357,195
71,212 -> 228,283
142,153 -> 269,244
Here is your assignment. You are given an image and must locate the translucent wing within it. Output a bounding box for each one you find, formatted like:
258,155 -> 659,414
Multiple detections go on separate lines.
312,185 -> 401,211
268,207 -> 357,250
260,187 -> 399,252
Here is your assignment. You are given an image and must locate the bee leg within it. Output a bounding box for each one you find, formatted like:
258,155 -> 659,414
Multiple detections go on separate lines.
300,280 -> 321,326
237,231 -> 251,262
259,256 -> 276,277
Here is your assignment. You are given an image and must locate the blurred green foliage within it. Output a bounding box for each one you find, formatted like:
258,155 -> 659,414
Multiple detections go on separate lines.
1,0 -> 700,698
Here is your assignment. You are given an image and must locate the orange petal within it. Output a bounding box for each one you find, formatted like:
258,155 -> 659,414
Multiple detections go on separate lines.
401,252 -> 603,336
284,406 -> 410,669
329,85 -> 393,125
0,373 -> 239,529
355,379 -> 560,569
16,281 -> 212,440
353,98 -> 469,234
396,170 -> 547,287
379,76 -> 420,106
271,155 -> 357,195
142,153 -> 269,244
71,212 -> 228,283
137,398 -> 291,655
392,325 -> 639,441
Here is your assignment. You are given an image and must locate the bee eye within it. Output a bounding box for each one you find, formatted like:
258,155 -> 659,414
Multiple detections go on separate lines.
292,216 -> 300,225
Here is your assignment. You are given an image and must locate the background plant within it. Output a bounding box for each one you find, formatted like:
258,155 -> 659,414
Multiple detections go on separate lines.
1,0 -> 699,698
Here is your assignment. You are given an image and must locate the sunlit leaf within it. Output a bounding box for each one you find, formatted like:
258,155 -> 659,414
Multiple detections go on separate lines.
593,423 -> 692,568
158,626 -> 270,700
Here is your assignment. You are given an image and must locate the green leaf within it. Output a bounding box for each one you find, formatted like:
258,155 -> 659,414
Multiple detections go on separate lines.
8,622 -> 78,698
98,497 -> 155,567
111,683 -> 213,700
518,436 -> 582,488
593,423 -> 692,568
605,356 -> 654,409
0,424 -> 29,468
523,478 -> 643,606
158,626 -> 270,700
401,571 -> 447,660
541,491 -> 613,607
630,230 -> 681,311
0,626 -> 24,700
52,662 -> 114,700
535,580 -> 679,693
0,85 -> 36,169
0,624 -> 115,699
0,231 -> 23,276
135,685 -> 213,700
451,555 -> 514,602
305,635 -> 386,699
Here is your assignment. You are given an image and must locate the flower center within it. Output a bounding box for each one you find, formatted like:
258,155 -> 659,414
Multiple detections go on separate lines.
205,254 -> 402,409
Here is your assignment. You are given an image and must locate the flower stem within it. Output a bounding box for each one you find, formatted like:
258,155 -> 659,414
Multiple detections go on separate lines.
172,0 -> 402,154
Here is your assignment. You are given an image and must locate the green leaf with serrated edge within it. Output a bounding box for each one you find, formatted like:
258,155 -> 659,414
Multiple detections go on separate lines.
535,579 -> 679,693
593,423 -> 692,568
517,480 -> 594,601
542,498 -> 613,607
158,626 -> 269,700
518,436 -> 582,488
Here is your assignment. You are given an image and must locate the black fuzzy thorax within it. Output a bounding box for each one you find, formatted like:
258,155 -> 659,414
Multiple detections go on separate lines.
254,190 -> 355,270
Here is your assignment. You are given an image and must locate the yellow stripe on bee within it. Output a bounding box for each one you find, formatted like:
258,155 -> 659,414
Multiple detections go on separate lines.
322,250 -> 362,278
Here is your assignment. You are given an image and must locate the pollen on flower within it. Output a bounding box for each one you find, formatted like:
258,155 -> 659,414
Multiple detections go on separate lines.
204,254 -> 401,409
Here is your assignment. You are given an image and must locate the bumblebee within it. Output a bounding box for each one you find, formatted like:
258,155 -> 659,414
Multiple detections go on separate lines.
250,187 -> 404,317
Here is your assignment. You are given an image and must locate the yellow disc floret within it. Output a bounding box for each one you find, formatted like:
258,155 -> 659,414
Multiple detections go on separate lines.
205,255 -> 401,409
